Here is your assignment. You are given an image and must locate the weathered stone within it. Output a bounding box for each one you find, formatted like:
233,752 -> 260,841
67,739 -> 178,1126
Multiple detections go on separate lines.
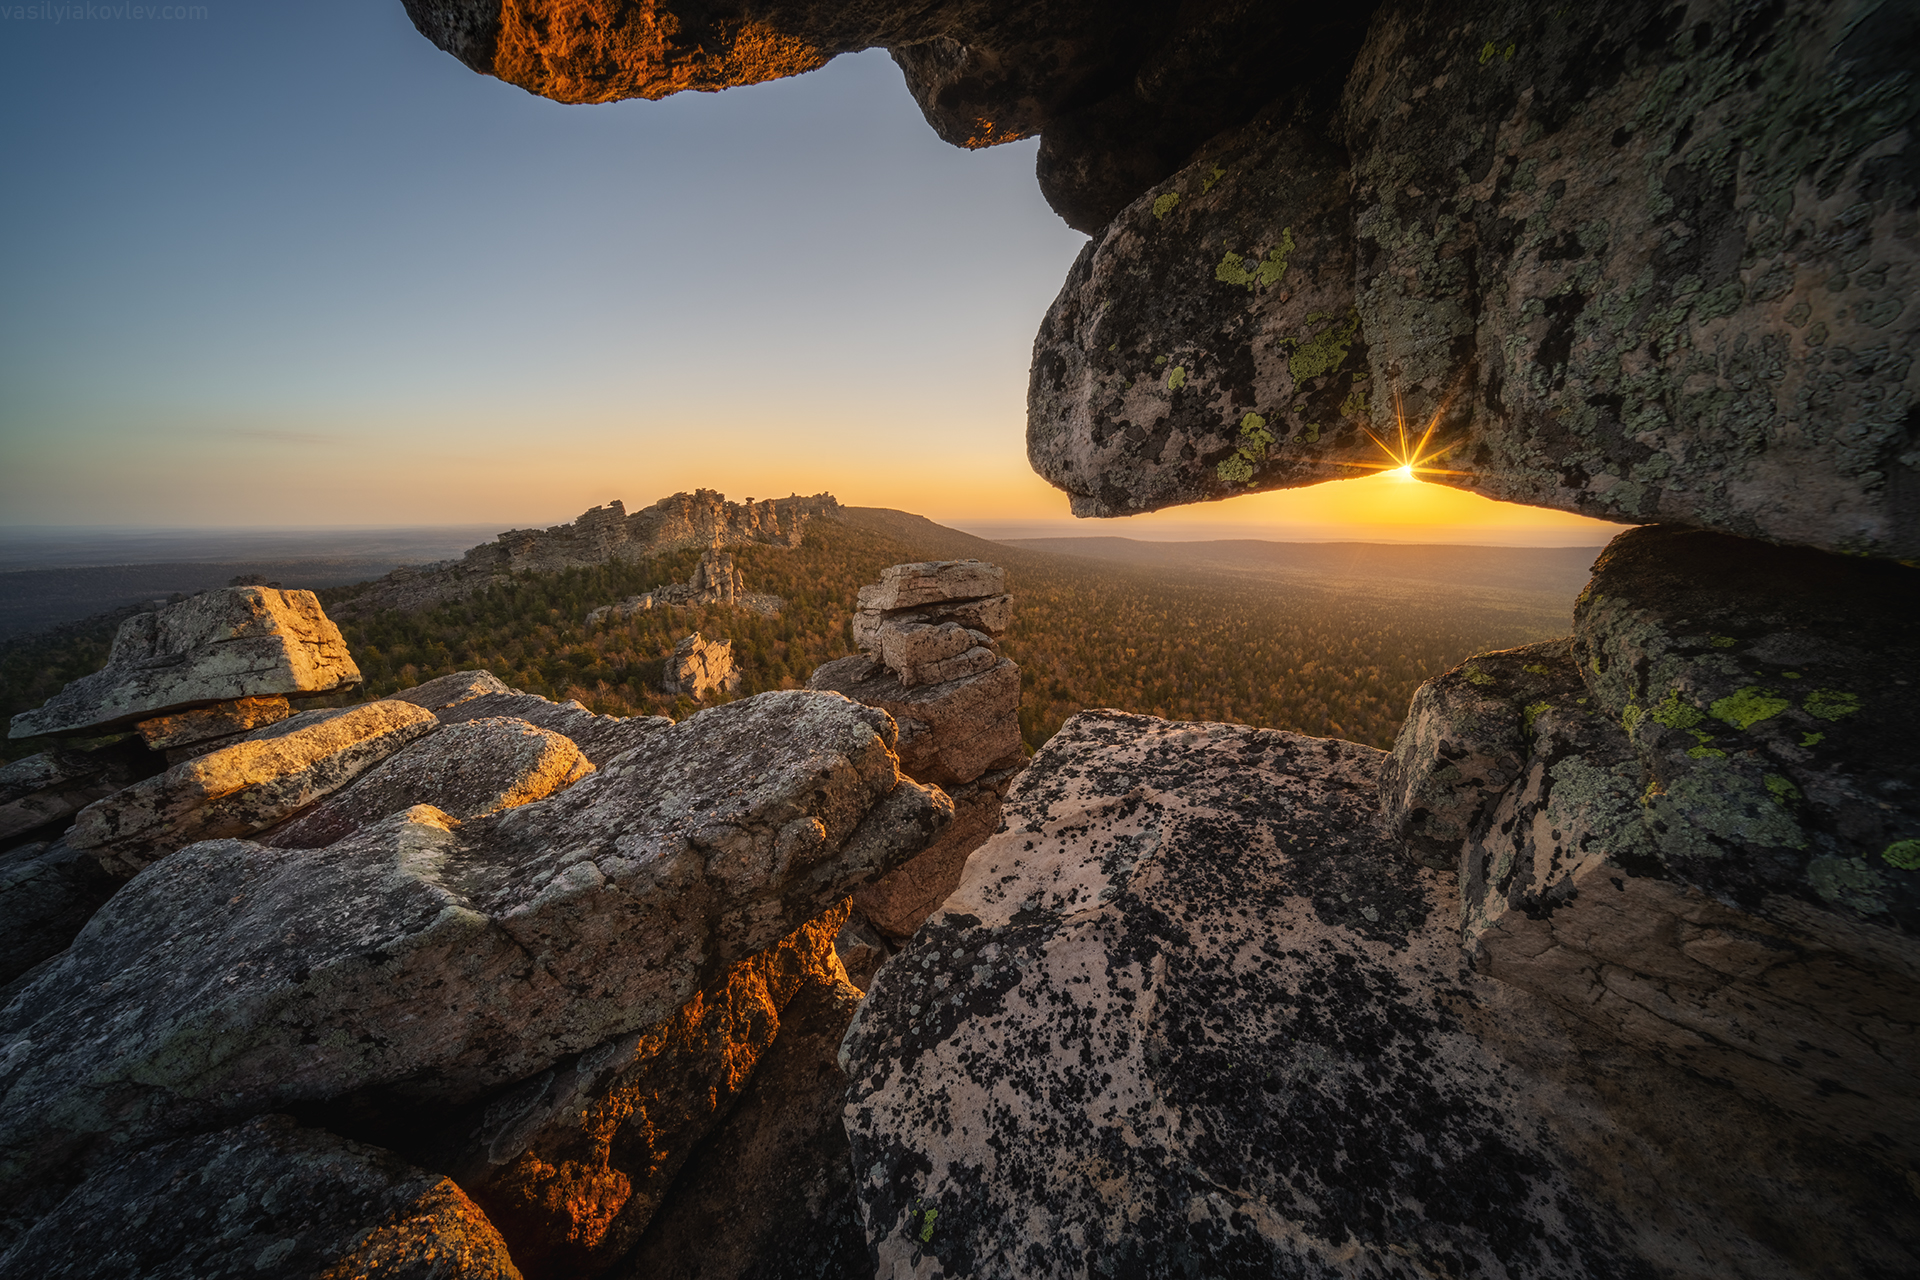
662,632 -> 739,701
617,976 -> 868,1280
0,692 -> 947,1213
428,904 -> 851,1280
390,669 -> 515,712
0,738 -> 163,844
1378,639 -> 1580,869
134,695 -> 291,751
1029,99 -> 1370,517
9,587 -> 362,739
842,709 -> 1920,1276
0,1113 -> 521,1279
435,691 -> 672,767
263,717 -> 592,851
809,655 -> 1022,789
833,910 -> 892,993
855,560 -> 1005,612
854,765 -> 1020,943
0,838 -> 117,988
66,700 -> 441,877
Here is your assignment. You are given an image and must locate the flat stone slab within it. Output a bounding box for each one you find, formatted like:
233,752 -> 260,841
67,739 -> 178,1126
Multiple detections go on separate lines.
856,561 -> 1006,612
10,587 -> 361,740
435,691 -> 672,767
0,691 -> 948,1215
842,709 -> 1920,1277
0,1114 -> 521,1279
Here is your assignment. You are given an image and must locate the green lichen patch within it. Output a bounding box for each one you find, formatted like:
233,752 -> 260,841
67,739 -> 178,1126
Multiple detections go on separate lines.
1167,366 -> 1187,391
1152,192 -> 1181,220
1200,165 -> 1226,195
1216,454 -> 1254,483
1523,701 -> 1551,732
1686,744 -> 1727,759
1464,666 -> 1496,687
1621,703 -> 1643,735
1804,689 -> 1861,721
1801,731 -> 1825,747
917,1207 -> 939,1243
1883,840 -> 1920,871
1764,774 -> 1800,807
1710,686 -> 1789,731
1289,309 -> 1362,385
1649,688 -> 1704,730
1708,635 -> 1737,648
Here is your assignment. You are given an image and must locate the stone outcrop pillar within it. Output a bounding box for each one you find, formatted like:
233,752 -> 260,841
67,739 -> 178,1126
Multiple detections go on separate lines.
809,560 -> 1024,948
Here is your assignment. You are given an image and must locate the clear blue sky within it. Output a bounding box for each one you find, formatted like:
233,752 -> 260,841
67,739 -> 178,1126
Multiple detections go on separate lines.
0,1 -> 1622,544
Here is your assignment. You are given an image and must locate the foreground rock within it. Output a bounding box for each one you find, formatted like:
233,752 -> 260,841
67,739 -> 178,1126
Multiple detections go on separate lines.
390,669 -> 515,713
0,691 -> 947,1218
66,700 -> 440,877
9,587 -> 362,739
0,1114 -> 521,1280
264,717 -> 592,851
427,906 -> 852,1279
843,710 -> 1920,1276
661,633 -> 740,701
434,691 -> 672,767
619,975 -> 868,1280
0,838 -> 117,989
0,739 -> 162,845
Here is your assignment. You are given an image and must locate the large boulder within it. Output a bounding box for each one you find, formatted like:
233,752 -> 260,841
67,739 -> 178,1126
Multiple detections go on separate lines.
65,700 -> 441,877
263,717 -> 593,851
436,691 -> 672,767
661,633 -> 740,701
426,905 -> 852,1279
0,1113 -> 521,1279
0,691 -> 947,1220
810,656 -> 1021,791
9,587 -> 362,739
841,709 -> 1920,1276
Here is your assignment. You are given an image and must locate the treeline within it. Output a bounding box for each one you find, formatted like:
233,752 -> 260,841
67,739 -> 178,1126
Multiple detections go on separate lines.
4,514 -> 1575,762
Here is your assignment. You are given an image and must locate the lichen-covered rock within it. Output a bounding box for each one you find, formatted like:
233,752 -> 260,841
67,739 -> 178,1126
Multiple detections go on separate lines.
0,838 -> 117,988
0,739 -> 163,844
66,700 -> 441,877
390,669 -> 515,712
1378,639 -> 1582,868
432,691 -> 671,767
809,655 -> 1021,789
9,587 -> 362,739
429,905 -> 851,1280
617,975 -> 868,1280
263,717 -> 592,851
1341,0 -> 1920,558
841,709 -> 1920,1277
0,1114 -> 521,1279
1029,100 -> 1372,517
0,692 -> 947,1217
134,695 -> 292,752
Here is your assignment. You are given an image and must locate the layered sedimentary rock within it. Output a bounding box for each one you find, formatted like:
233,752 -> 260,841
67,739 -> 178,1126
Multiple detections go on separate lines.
9,587 -> 362,739
434,690 -> 673,767
0,739 -> 162,844
66,700 -> 441,877
263,716 -> 593,850
0,1114 -> 522,1280
842,709 -> 1920,1276
0,691 -> 947,1218
661,632 -> 739,700
427,905 -> 851,1279
134,695 -> 291,754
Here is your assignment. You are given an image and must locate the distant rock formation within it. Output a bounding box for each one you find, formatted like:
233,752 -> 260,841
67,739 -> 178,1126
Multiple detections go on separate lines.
587,546 -> 784,626
338,491 -> 837,618
662,632 -> 740,701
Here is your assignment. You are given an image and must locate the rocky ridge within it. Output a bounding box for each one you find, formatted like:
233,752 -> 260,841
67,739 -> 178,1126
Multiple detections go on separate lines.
587,546 -> 785,626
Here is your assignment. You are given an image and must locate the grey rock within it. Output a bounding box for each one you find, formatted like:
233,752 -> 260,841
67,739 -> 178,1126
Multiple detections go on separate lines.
0,838 -> 116,988
809,655 -> 1022,789
0,1113 -> 521,1279
66,700 -> 441,877
9,587 -> 362,739
0,739 -> 163,845
662,633 -> 740,701
855,560 -> 1005,612
853,764 -> 1021,943
842,709 -> 1920,1277
134,696 -> 292,751
833,910 -> 892,993
435,691 -> 671,768
0,691 -> 948,1211
262,717 -> 592,850
389,670 -> 515,712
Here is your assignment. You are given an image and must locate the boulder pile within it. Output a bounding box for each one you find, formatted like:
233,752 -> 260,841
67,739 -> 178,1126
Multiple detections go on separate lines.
588,546 -> 785,626
0,587 -> 951,1276
810,561 -> 1024,954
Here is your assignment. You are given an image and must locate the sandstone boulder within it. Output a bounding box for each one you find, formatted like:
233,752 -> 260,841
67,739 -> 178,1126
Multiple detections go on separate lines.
263,717 -> 592,851
0,692 -> 948,1215
662,633 -> 739,701
0,1113 -> 521,1279
425,905 -> 851,1280
66,700 -> 441,877
853,764 -> 1020,944
390,669 -> 515,712
856,560 -> 1005,613
0,738 -> 163,844
618,976 -> 869,1280
810,656 -> 1021,790
434,691 -> 671,767
0,838 -> 117,989
842,709 -> 1920,1276
9,587 -> 362,739
134,695 -> 291,752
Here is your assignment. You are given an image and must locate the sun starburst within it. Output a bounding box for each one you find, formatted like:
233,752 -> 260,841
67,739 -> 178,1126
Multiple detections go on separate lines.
1321,392 -> 1467,482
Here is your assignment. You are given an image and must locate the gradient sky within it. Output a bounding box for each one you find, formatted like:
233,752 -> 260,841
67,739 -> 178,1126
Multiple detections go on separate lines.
0,1 -> 1625,545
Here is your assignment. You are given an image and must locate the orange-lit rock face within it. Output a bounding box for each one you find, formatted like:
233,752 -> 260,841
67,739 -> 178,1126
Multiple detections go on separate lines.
448,902 -> 852,1279
492,0 -> 827,104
